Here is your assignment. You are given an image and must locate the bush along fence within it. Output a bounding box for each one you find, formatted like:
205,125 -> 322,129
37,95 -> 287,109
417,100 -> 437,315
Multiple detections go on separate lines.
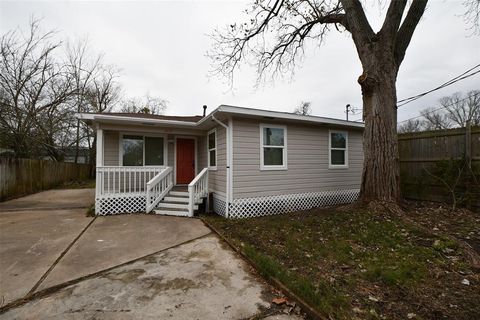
399,123 -> 480,210
0,158 -> 92,201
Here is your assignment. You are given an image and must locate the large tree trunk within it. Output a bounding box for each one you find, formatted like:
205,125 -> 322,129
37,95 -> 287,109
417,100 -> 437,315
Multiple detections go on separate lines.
358,59 -> 401,206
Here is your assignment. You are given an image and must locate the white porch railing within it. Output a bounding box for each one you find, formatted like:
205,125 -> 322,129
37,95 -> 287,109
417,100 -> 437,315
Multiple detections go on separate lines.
96,166 -> 166,198
146,167 -> 173,213
188,167 -> 209,217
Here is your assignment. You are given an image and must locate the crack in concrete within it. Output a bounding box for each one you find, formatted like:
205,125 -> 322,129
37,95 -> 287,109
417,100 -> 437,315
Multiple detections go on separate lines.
0,232 -> 213,314
27,216 -> 97,294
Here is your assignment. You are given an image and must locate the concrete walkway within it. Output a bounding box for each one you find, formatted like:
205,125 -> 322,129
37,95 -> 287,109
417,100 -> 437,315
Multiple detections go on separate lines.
1,235 -> 299,320
0,189 -> 95,212
0,208 -> 93,305
0,189 -> 303,319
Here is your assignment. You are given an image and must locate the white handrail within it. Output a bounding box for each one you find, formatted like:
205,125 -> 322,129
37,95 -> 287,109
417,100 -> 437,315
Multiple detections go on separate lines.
146,167 -> 173,213
96,166 -> 165,198
188,168 -> 209,217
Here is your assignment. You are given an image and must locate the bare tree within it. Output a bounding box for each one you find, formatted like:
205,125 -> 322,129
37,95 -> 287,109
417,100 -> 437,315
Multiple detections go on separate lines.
209,0 -> 442,209
417,91 -> 480,131
86,65 -> 121,113
66,38 -> 102,163
293,101 -> 312,115
84,64 -> 122,171
0,18 -> 76,159
442,90 -> 480,127
421,107 -> 452,130
464,0 -> 480,33
120,94 -> 167,115
398,119 -> 423,133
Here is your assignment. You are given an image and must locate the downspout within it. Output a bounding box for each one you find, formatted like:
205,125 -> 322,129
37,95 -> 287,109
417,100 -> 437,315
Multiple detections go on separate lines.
212,115 -> 231,218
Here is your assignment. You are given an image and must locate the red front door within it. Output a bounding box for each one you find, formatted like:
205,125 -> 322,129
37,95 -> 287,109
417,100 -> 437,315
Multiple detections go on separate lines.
176,138 -> 195,184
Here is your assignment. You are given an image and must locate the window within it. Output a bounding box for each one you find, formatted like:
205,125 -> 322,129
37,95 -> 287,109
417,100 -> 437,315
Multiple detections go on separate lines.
260,124 -> 287,170
122,134 -> 165,166
329,131 -> 348,168
207,129 -> 217,170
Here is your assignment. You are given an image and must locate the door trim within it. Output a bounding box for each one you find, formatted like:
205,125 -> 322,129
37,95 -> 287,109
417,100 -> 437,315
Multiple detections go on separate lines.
174,136 -> 197,185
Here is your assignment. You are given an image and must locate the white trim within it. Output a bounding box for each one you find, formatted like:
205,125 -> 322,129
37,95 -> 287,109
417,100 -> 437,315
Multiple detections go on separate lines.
118,132 -> 168,167
77,113 -> 198,127
328,130 -> 349,169
259,123 -> 288,171
174,136 -> 197,185
207,128 -> 217,171
227,118 -> 234,204
96,128 -> 104,167
78,105 -> 364,130
211,115 -> 231,218
212,105 -> 364,128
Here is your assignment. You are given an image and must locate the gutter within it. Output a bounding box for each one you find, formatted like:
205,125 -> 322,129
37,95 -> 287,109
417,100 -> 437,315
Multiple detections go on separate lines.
212,115 -> 232,218
76,113 -> 198,127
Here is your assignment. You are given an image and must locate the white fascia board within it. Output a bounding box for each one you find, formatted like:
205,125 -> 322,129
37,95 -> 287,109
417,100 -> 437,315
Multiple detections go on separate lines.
76,113 -> 197,127
216,105 -> 365,128
78,104 -> 365,130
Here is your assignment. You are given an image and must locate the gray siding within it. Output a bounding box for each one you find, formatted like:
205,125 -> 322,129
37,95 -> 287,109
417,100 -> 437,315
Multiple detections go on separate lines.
104,130 -> 119,166
208,126 -> 227,195
232,118 -> 363,199
101,128 -> 217,193
198,136 -> 207,169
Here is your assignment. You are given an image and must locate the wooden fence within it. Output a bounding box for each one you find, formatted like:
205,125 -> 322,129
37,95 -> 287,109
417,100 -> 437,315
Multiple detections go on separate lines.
0,158 -> 92,202
399,125 -> 480,209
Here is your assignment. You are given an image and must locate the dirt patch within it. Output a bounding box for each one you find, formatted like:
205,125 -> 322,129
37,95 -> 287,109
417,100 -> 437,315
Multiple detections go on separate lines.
404,201 -> 480,255
203,204 -> 480,320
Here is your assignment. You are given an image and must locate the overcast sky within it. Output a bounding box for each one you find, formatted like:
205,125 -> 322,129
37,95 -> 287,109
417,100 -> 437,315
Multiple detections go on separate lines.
1,0 -> 479,122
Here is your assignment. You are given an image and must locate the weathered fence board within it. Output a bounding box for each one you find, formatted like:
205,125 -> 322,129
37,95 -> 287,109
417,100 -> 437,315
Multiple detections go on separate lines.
0,158 -> 92,201
399,126 -> 480,209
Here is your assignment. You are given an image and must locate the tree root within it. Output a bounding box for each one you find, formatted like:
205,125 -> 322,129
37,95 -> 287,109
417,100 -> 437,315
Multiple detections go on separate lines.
366,200 -> 404,215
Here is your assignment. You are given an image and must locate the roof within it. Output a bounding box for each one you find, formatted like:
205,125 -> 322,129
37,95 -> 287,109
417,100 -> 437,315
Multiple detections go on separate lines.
89,112 -> 203,123
77,105 -> 364,130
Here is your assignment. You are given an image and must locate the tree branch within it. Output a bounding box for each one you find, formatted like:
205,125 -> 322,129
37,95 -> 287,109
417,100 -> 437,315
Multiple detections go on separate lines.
339,0 -> 375,48
379,0 -> 407,40
394,0 -> 428,66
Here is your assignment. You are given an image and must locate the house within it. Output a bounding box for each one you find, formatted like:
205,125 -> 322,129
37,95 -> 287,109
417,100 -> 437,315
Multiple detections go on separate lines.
78,105 -> 364,218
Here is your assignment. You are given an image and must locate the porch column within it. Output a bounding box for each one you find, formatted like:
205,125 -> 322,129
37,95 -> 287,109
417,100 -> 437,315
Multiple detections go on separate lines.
96,128 -> 104,166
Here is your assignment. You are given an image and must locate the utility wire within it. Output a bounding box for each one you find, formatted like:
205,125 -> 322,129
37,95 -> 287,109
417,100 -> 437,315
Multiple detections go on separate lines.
397,64 -> 480,107
351,63 -> 480,122
397,95 -> 472,124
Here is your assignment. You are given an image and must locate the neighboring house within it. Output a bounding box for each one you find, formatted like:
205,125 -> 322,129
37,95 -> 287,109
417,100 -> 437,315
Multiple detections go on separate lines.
61,147 -> 91,164
40,147 -> 90,164
78,105 -> 364,218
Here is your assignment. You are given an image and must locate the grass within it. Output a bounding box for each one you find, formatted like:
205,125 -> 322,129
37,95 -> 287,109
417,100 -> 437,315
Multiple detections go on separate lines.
203,206 -> 480,319
85,203 -> 95,217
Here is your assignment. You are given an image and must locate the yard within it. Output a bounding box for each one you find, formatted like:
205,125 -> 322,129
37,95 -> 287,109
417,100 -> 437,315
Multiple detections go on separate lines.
203,203 -> 480,320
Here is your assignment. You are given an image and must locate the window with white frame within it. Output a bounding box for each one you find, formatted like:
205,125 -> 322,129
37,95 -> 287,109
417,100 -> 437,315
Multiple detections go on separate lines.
207,129 -> 217,169
122,134 -> 165,166
260,124 -> 287,170
329,131 -> 348,168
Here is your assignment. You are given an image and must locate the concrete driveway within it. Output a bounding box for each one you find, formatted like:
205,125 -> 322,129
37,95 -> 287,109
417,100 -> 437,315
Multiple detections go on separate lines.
0,189 -> 302,319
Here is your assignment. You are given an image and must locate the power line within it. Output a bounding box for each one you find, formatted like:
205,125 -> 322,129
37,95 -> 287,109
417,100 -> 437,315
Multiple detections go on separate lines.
350,63 -> 480,122
397,63 -> 480,107
398,95 -> 472,124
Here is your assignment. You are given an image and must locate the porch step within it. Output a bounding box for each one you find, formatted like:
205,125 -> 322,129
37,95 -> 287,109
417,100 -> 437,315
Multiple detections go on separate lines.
156,202 -> 198,210
163,196 -> 202,204
169,191 -> 189,197
154,208 -> 189,216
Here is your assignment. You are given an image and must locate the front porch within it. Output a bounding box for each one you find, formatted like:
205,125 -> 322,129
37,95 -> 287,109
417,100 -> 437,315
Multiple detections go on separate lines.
95,166 -> 208,216
94,127 -> 213,216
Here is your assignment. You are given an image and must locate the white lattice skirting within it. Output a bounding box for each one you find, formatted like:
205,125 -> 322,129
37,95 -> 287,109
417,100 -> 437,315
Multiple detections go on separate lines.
215,189 -> 359,219
96,195 -> 146,215
212,193 -> 227,217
